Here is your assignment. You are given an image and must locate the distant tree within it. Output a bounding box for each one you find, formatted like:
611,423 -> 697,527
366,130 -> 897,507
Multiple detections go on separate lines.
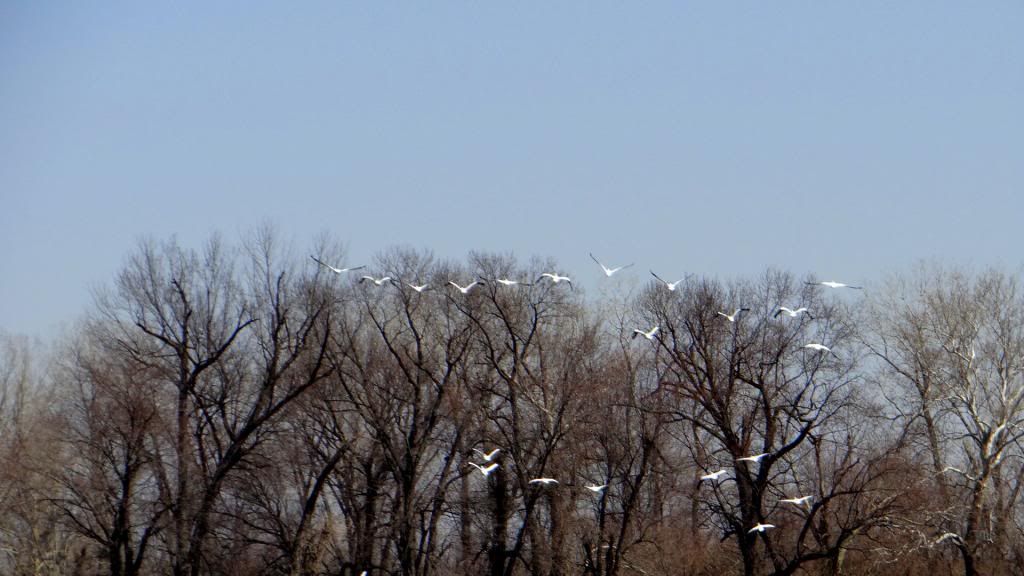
82,229 -> 335,576
639,271 -> 899,576
866,266 -> 1024,576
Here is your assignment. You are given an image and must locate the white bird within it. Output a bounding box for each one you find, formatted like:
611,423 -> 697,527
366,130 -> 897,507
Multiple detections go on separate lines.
700,469 -> 728,482
311,255 -> 365,274
650,271 -> 684,292
536,273 -> 573,289
359,572 -> 367,576
529,477 -> 559,486
473,448 -> 501,462
632,326 -> 660,341
448,280 -> 485,294
748,523 -> 775,533
737,453 -> 769,463
495,278 -> 531,287
717,308 -> 750,322
781,495 -> 813,506
803,343 -> 839,358
584,484 -> 608,493
469,462 -> 499,477
806,280 -> 863,290
360,275 -> 394,286
405,283 -> 430,293
590,253 -> 634,277
774,306 -> 813,319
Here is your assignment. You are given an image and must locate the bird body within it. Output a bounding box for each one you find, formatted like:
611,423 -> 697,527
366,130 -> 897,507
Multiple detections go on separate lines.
495,278 -> 531,287
748,523 -> 775,533
529,477 -> 559,486
807,280 -> 862,290
718,308 -> 750,322
311,255 -> 365,274
781,495 -> 812,506
537,273 -> 573,289
360,275 -> 394,286
449,280 -> 485,294
469,462 -> 499,477
632,326 -> 660,341
737,453 -> 769,463
650,271 -> 684,291
406,283 -> 430,293
775,306 -> 812,319
590,253 -> 634,277
585,484 -> 608,493
803,343 -> 839,358
700,469 -> 727,482
473,448 -> 501,462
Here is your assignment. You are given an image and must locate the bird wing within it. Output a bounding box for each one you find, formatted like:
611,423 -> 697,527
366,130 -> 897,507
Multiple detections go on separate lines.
650,270 -> 668,285
311,255 -> 341,273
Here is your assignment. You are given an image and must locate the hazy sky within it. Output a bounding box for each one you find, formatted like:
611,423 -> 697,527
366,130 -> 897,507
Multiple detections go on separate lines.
2,2 -> 1022,338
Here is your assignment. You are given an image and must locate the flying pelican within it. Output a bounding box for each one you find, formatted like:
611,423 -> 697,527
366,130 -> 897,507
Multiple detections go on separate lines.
781,495 -> 813,506
803,343 -> 839,358
495,278 -> 532,287
473,448 -> 501,462
528,478 -> 559,486
748,523 -> 775,533
737,453 -> 769,463
405,283 -> 430,293
468,462 -> 499,477
590,253 -> 634,277
632,326 -> 660,341
700,469 -> 728,482
448,280 -> 485,294
717,308 -> 750,322
359,275 -> 394,286
537,273 -> 573,289
585,484 -> 608,493
806,280 -> 863,290
650,271 -> 684,292
311,255 -> 365,274
774,306 -> 813,319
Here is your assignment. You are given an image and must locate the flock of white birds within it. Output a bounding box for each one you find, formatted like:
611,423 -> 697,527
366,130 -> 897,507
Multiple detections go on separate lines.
311,252 -> 865,539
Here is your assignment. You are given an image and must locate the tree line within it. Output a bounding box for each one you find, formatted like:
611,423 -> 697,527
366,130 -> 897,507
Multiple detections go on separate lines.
2,231 -> 1024,576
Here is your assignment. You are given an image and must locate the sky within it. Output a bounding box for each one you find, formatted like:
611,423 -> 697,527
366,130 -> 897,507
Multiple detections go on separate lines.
2,2 -> 1023,339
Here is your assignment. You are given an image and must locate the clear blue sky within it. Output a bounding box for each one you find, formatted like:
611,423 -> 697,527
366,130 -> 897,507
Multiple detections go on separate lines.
2,2 -> 1022,338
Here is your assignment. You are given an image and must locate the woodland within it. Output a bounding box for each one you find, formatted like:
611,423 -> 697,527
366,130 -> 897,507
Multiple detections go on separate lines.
3,231 -> 1024,576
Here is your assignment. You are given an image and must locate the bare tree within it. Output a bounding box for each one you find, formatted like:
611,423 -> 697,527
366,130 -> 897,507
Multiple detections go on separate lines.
867,266 -> 1024,575
83,230 -> 335,576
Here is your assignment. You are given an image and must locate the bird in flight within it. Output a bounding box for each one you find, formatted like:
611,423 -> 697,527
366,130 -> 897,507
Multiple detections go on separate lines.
717,308 -> 750,322
494,278 -> 532,287
529,478 -> 559,486
469,462 -> 499,477
650,271 -> 684,292
590,253 -> 634,277
536,273 -> 573,289
700,469 -> 728,482
473,448 -> 501,462
781,495 -> 813,506
803,343 -> 839,358
405,283 -> 430,293
806,280 -> 862,290
632,326 -> 660,341
585,484 -> 608,493
448,280 -> 485,294
311,255 -> 365,274
737,453 -> 769,463
748,523 -> 775,533
774,306 -> 812,319
359,275 -> 394,286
